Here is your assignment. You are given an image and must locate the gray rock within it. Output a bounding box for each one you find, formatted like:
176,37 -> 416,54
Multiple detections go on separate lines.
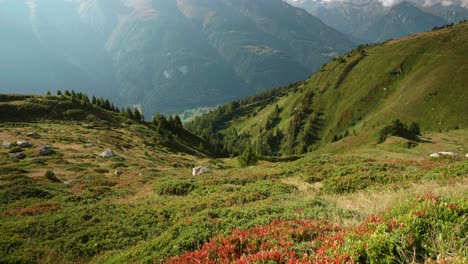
84,143 -> 95,148
16,140 -> 31,148
27,131 -> 39,137
192,166 -> 210,176
9,152 -> 26,159
2,141 -> 13,148
38,145 -> 53,155
115,170 -> 123,176
100,149 -> 115,158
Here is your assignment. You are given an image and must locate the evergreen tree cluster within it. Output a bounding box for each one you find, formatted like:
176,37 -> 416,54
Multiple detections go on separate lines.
378,119 -> 421,143
50,89 -> 145,121
187,84 -> 323,158
152,113 -> 183,135
52,89 -> 121,113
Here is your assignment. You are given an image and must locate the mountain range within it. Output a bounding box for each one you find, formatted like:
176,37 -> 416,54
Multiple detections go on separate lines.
0,0 -> 353,114
287,0 -> 468,42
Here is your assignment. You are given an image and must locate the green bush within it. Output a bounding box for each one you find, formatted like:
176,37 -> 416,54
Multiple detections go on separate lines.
378,120 -> 420,143
44,170 -> 61,182
156,180 -> 198,196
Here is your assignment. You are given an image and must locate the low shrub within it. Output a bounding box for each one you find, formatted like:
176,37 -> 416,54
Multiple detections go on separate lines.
156,180 -> 198,196
44,170 -> 61,183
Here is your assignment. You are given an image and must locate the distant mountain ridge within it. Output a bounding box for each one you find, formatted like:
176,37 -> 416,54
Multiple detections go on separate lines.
287,0 -> 468,42
0,0 -> 353,114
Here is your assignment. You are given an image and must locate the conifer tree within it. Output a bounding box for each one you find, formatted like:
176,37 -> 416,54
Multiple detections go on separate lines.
238,145 -> 258,167
104,99 -> 111,110
174,115 -> 183,129
125,107 -> 134,119
133,108 -> 142,121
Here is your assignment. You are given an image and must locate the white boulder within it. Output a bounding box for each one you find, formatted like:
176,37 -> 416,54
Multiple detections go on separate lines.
16,141 -> 31,148
100,149 -> 115,158
430,152 -> 458,158
2,141 -> 13,148
192,166 -> 210,176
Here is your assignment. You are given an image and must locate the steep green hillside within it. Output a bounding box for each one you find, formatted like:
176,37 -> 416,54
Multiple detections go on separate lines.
188,22 -> 468,156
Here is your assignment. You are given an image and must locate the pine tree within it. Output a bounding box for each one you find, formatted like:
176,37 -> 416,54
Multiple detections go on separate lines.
238,145 -> 258,167
175,115 -> 183,128
64,90 -> 71,96
57,90 -> 62,96
409,122 -> 421,135
46,91 -> 51,96
92,96 -> 97,105
104,99 -> 111,110
133,108 -> 142,121
125,107 -> 134,119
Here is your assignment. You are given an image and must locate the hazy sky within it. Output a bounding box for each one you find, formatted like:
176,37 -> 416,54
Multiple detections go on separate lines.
290,0 -> 468,7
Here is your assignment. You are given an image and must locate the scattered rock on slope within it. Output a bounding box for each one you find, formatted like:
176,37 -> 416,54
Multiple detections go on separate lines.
430,152 -> 458,158
192,166 -> 210,176
100,149 -> 116,158
27,132 -> 39,137
9,152 -> 26,159
16,141 -> 31,148
2,141 -> 13,148
38,145 -> 53,156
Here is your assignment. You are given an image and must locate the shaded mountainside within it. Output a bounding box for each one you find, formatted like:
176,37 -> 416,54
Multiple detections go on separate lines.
0,0 -> 353,114
187,22 -> 468,156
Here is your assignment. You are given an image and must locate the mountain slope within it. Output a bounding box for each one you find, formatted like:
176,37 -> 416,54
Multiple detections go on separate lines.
1,93 -> 466,263
105,0 -> 354,113
187,22 -> 468,156
0,0 -> 353,115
